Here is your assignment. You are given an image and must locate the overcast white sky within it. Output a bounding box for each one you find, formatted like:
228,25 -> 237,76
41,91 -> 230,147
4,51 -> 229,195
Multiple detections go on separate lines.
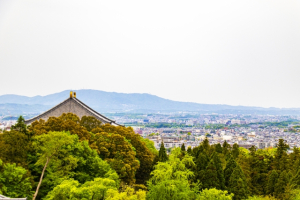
0,0 -> 300,108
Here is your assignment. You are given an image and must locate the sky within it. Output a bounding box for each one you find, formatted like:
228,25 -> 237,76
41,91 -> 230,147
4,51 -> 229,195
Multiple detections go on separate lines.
0,0 -> 300,108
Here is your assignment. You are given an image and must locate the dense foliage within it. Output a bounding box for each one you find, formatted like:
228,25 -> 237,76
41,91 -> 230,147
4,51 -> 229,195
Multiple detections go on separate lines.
1,114 -> 300,200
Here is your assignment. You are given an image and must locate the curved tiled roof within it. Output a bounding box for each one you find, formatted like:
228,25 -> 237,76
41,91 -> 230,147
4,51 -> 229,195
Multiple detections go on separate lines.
24,97 -> 121,126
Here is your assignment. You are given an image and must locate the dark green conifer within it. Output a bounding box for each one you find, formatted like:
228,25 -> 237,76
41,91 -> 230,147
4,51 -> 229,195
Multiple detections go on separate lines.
195,151 -> 209,182
266,170 -> 279,195
215,143 -> 223,153
212,152 -> 225,189
273,139 -> 289,171
274,170 -> 289,199
181,143 -> 186,152
224,155 -> 237,187
187,146 -> 192,155
158,142 -> 168,162
291,167 -> 300,189
11,116 -> 30,138
202,159 -> 220,189
232,143 -> 239,158
222,140 -> 231,156
228,164 -> 248,200
202,137 -> 210,152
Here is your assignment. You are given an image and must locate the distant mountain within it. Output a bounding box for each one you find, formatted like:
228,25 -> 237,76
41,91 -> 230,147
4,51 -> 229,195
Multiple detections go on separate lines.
0,89 -> 299,116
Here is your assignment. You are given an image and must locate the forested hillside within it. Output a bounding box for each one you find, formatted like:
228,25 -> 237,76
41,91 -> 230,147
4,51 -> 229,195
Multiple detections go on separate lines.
0,114 -> 300,200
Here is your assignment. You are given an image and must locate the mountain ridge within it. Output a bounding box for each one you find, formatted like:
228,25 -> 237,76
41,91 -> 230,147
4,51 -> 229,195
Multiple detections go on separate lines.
0,89 -> 299,115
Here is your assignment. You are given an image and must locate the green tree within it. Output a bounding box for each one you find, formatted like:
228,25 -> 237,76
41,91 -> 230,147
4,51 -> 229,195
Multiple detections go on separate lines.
95,124 -> 156,185
202,159 -> 220,189
29,113 -> 91,141
181,143 -> 186,152
212,152 -> 225,190
198,188 -> 233,200
158,142 -> 168,162
29,132 -> 118,199
274,170 -> 289,199
228,165 -> 248,200
222,141 -> 231,157
32,131 -> 78,200
187,146 -> 193,155
44,178 -> 120,200
0,159 -> 33,199
215,143 -> 223,153
90,130 -> 139,185
224,155 -> 237,187
80,116 -> 102,132
147,148 -> 198,200
273,139 -> 289,171
232,144 -> 239,159
266,170 -> 278,196
11,116 -> 30,138
0,130 -> 31,167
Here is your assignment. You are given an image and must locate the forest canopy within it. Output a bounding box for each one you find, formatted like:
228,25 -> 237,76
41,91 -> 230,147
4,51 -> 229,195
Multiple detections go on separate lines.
1,113 -> 300,200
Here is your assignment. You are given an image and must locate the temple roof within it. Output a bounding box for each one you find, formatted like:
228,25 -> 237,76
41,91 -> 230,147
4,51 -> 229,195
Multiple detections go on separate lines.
24,95 -> 121,126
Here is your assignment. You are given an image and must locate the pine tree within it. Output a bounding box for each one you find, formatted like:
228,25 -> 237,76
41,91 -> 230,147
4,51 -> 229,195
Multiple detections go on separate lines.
187,146 -> 192,155
273,139 -> 289,171
212,152 -> 225,190
224,155 -> 237,187
181,143 -> 186,152
202,138 -> 210,152
266,170 -> 279,195
195,152 -> 210,181
158,142 -> 168,162
222,141 -> 231,156
274,170 -> 289,199
290,167 -> 300,188
202,159 -> 220,189
228,165 -> 248,200
232,143 -> 239,158
215,143 -> 223,153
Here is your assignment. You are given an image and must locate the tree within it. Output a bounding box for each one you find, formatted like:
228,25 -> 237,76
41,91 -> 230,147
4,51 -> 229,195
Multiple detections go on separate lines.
198,188 -> 233,200
187,146 -> 193,155
0,159 -> 33,199
90,130 -> 139,185
232,144 -> 239,159
158,142 -> 168,162
215,143 -> 223,153
202,159 -> 220,189
29,113 -> 91,140
80,116 -> 102,131
0,130 -> 31,167
224,155 -> 237,187
266,170 -> 278,195
274,170 -> 289,199
95,124 -> 156,185
147,148 -> 198,200
44,178 -> 120,200
106,187 -> 146,200
29,133 -> 119,199
11,116 -> 30,138
212,152 -> 225,190
222,141 -> 231,156
181,143 -> 186,152
228,165 -> 248,200
32,131 -> 78,200
273,139 -> 289,171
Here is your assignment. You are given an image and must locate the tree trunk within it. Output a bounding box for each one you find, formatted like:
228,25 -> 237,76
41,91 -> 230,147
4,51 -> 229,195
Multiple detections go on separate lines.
32,157 -> 50,200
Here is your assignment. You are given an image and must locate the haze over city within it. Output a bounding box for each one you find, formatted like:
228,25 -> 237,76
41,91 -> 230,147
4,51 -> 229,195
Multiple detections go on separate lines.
0,0 -> 300,108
